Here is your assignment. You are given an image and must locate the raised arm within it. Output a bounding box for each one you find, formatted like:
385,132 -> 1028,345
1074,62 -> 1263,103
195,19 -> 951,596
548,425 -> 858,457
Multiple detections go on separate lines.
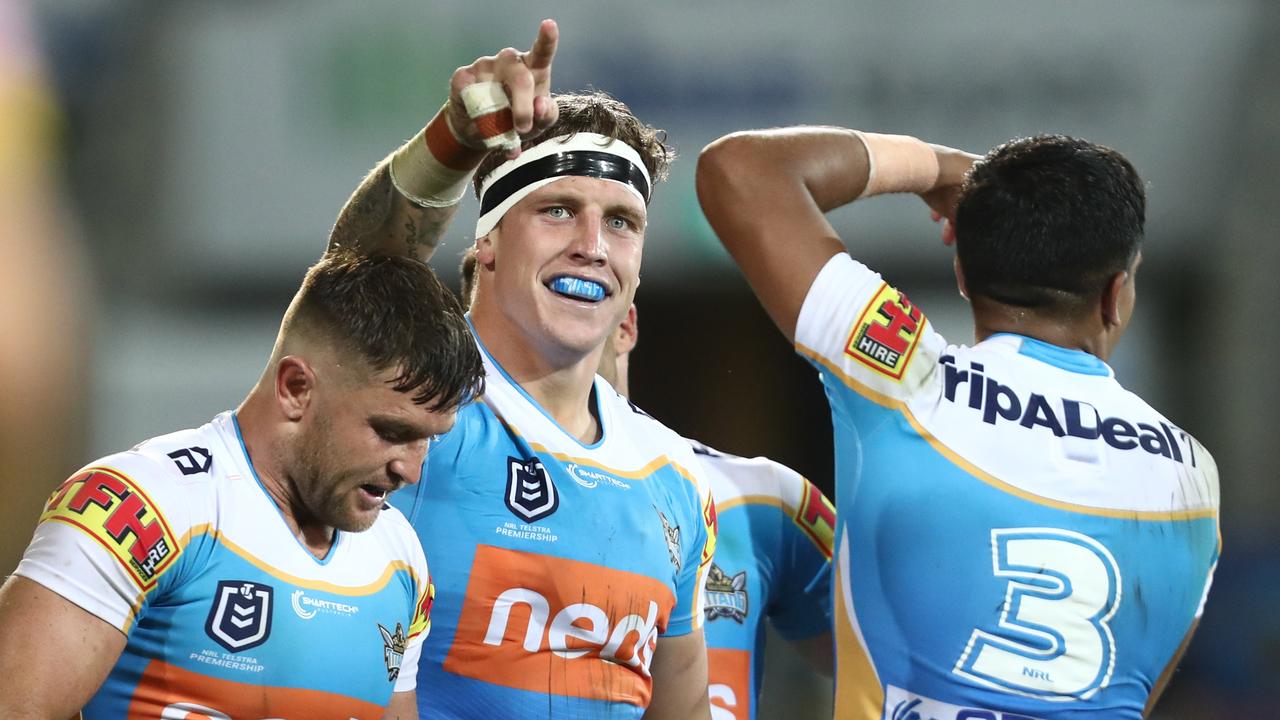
696,128 -> 977,341
327,19 -> 560,261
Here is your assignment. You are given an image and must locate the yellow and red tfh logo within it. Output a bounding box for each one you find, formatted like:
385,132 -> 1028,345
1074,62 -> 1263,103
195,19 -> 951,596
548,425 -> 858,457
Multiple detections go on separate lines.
409,574 -> 435,642
444,545 -> 676,707
794,480 -> 836,560
844,283 -> 926,380
42,468 -> 179,589
702,494 -> 719,565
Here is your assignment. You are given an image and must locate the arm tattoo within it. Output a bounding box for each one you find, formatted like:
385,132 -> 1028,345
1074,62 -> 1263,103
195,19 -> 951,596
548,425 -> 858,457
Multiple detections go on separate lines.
404,216 -> 422,259
328,162 -> 394,254
329,160 -> 456,262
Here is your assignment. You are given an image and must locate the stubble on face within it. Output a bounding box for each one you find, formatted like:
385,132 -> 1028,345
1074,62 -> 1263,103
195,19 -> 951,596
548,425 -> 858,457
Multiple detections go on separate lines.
291,408 -> 381,534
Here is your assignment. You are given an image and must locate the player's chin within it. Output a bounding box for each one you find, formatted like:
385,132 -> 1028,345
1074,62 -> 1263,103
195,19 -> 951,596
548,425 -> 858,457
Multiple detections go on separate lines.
331,493 -> 384,533
542,310 -> 615,352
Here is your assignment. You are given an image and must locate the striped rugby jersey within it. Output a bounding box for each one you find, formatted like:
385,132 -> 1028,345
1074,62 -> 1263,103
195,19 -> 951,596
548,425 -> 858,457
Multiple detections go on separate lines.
796,253 -> 1219,719
692,441 -> 834,720
15,411 -> 433,718
390,333 -> 717,719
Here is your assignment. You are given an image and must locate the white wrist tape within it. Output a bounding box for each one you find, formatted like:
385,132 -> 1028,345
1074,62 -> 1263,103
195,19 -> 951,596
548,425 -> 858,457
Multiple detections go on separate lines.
854,131 -> 940,197
460,81 -> 520,153
389,125 -> 474,208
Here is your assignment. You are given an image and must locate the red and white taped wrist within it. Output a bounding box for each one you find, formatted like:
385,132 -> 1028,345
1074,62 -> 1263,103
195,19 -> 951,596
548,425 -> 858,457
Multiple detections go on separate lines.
853,131 -> 940,198
460,82 -> 520,152
389,106 -> 484,208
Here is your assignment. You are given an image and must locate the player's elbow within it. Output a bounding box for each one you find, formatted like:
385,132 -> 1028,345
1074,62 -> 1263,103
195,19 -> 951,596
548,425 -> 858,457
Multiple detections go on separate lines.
696,132 -> 767,245
697,131 -> 764,190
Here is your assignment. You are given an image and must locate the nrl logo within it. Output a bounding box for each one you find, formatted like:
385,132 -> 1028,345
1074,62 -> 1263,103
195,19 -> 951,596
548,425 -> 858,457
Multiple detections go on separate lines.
655,507 -> 681,572
204,580 -> 273,653
703,564 -> 748,623
506,456 -> 559,523
379,622 -> 407,682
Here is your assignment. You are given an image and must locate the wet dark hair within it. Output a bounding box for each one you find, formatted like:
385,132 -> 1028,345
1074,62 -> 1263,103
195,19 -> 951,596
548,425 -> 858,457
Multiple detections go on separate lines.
473,91 -> 675,199
293,251 -> 483,411
954,134 -> 1144,312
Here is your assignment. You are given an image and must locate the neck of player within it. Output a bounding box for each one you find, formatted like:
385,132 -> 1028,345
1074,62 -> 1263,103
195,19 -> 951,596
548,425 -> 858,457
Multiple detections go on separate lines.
470,306 -> 607,445
971,298 -> 1118,361
235,395 -> 337,558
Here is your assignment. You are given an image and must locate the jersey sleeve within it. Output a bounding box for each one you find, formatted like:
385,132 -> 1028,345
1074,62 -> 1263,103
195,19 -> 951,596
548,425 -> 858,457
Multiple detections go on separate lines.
395,542 -> 434,692
663,451 -> 718,637
13,453 -> 192,632
795,252 -> 947,406
769,475 -> 835,640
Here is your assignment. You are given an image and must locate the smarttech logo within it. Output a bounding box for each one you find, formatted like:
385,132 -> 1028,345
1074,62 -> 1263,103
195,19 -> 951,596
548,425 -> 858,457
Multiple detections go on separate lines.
290,589 -> 360,620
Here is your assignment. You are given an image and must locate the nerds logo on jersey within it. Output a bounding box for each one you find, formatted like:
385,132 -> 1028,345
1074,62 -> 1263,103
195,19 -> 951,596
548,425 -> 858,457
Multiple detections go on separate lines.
444,545 -> 676,707
40,468 -> 179,589
205,581 -> 273,653
844,283 -> 925,380
940,356 -> 1197,465
886,685 -> 1043,720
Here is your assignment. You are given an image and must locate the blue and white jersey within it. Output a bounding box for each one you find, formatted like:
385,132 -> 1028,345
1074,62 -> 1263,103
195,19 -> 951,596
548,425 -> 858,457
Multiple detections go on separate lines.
390,335 -> 717,719
14,412 -> 433,718
692,441 -> 834,720
795,253 -> 1220,720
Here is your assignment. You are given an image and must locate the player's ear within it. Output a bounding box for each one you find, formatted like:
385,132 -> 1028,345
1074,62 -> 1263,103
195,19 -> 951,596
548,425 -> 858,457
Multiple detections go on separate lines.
953,256 -> 969,301
475,234 -> 496,268
614,304 -> 639,355
275,356 -> 315,421
1100,270 -> 1128,329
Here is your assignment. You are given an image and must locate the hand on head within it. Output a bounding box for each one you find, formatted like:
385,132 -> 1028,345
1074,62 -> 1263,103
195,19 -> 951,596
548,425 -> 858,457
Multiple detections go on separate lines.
920,145 -> 981,246
447,19 -> 560,158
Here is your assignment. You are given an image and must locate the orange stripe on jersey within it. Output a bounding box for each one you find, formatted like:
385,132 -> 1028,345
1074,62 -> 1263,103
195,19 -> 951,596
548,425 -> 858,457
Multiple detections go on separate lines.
707,648 -> 751,720
834,548 -> 883,719
124,659 -> 384,718
443,545 -> 676,707
179,524 -> 423,596
41,468 -> 180,592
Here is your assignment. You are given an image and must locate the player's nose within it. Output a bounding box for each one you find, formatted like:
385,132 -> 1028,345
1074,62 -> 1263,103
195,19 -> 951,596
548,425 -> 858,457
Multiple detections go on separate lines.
387,441 -> 428,487
567,213 -> 607,265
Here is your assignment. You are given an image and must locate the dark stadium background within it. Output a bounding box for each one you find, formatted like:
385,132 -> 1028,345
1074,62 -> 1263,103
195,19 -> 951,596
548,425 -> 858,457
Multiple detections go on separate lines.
4,1 -> 1277,716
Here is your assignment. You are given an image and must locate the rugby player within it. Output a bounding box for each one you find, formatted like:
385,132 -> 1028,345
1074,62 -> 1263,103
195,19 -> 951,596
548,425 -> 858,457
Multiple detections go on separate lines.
460,250 -> 836,720
326,20 -> 717,720
697,128 -> 1220,718
0,251 -> 482,718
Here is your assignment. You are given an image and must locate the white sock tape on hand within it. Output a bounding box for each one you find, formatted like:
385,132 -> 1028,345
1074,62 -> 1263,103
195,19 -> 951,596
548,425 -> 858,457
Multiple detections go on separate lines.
460,81 -> 520,152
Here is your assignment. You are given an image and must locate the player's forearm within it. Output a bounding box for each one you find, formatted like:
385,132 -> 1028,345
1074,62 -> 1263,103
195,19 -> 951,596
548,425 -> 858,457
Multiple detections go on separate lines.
696,128 -> 865,339
698,127 -> 872,221
326,159 -> 460,263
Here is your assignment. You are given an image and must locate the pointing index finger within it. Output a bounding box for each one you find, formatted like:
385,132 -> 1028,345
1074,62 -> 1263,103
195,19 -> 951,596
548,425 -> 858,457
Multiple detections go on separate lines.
524,19 -> 558,71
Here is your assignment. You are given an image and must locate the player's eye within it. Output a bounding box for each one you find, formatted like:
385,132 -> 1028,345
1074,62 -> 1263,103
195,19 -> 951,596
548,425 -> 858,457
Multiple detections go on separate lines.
606,216 -> 632,231
544,206 -> 570,219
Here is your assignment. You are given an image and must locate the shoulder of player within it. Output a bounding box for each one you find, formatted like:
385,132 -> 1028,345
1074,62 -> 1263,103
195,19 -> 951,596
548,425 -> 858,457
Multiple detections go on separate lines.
1130,395 -> 1220,486
67,420 -> 242,523
687,439 -> 810,510
600,386 -> 693,455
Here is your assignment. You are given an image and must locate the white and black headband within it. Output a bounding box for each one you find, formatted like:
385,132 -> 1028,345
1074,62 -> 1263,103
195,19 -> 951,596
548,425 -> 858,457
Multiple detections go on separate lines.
474,132 -> 651,239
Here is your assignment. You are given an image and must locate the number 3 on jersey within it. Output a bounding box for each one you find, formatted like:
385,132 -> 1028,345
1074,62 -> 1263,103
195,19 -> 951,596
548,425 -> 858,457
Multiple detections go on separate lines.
954,528 -> 1121,701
